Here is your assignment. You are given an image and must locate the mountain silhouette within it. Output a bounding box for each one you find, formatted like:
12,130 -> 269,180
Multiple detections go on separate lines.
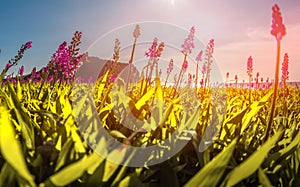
76,56 -> 139,83
3,55 -> 139,84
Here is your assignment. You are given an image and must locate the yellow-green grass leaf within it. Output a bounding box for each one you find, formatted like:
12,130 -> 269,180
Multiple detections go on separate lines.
54,138 -> 74,172
103,144 -> 128,182
264,131 -> 300,170
241,91 -> 273,133
7,84 -> 35,149
44,152 -> 102,186
178,106 -> 200,134
109,130 -> 127,139
0,107 -> 36,187
71,126 -> 86,153
0,163 -> 16,187
17,80 -> 22,101
225,130 -> 282,187
111,149 -> 137,186
258,168 -> 273,187
136,73 -> 147,96
184,139 -> 237,187
72,93 -> 88,117
117,173 -> 143,187
86,155 -> 105,175
152,77 -> 164,124
224,107 -> 248,125
97,70 -> 109,100
60,91 -> 73,119
135,86 -> 155,110
221,107 -> 248,139
155,77 -> 163,101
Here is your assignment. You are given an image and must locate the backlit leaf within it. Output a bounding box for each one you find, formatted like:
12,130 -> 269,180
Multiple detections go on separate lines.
224,130 -> 282,187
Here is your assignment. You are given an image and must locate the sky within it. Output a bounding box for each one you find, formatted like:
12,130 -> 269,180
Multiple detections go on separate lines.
0,0 -> 299,82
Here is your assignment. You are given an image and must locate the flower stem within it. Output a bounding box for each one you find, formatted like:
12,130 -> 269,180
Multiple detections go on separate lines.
127,37 -> 137,91
195,62 -> 199,90
173,54 -> 187,98
164,73 -> 170,89
265,38 -> 281,141
249,76 -> 252,104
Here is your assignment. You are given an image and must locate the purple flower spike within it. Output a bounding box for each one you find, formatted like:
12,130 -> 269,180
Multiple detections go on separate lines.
19,65 -> 24,76
25,41 -> 32,49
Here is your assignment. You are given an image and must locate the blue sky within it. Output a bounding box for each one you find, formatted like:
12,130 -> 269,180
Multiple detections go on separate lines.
1,0 -> 299,81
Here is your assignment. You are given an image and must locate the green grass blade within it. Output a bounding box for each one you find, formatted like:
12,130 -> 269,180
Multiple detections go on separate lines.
258,168 -> 273,187
42,152 -> 103,186
224,130 -> 283,187
184,139 -> 237,187
0,106 -> 36,187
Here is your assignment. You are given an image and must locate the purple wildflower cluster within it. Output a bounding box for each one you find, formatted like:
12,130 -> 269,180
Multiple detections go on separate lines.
247,56 -> 253,77
1,31 -> 84,85
281,53 -> 289,84
145,37 -> 164,58
182,60 -> 188,72
181,26 -> 195,55
45,31 -> 84,83
271,4 -> 286,40
196,50 -> 203,62
1,41 -> 33,84
167,59 -> 174,74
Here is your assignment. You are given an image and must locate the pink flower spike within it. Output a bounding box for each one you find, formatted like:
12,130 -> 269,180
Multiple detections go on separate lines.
271,4 -> 286,40
145,37 -> 158,58
196,50 -> 203,62
167,59 -> 174,74
19,65 -> 24,76
281,53 -> 289,84
111,76 -> 117,81
183,60 -> 188,71
156,42 -> 164,57
6,62 -> 11,69
181,26 -> 195,55
247,56 -> 253,77
200,79 -> 204,86
25,41 -> 32,49
201,64 -> 207,75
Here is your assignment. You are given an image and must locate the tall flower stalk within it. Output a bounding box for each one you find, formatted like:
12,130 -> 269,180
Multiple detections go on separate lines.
35,31 -> 84,98
235,75 -> 238,87
266,4 -> 286,141
247,56 -> 253,103
113,38 -> 120,63
164,59 -> 174,88
0,41 -> 32,83
178,60 -> 188,87
147,41 -> 164,87
110,38 -> 121,82
203,39 -> 214,89
195,50 -> 203,90
225,72 -> 229,86
46,31 -> 84,85
127,25 -> 140,89
201,63 -> 206,87
174,26 -> 195,96
145,37 -> 158,83
281,53 -> 289,91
